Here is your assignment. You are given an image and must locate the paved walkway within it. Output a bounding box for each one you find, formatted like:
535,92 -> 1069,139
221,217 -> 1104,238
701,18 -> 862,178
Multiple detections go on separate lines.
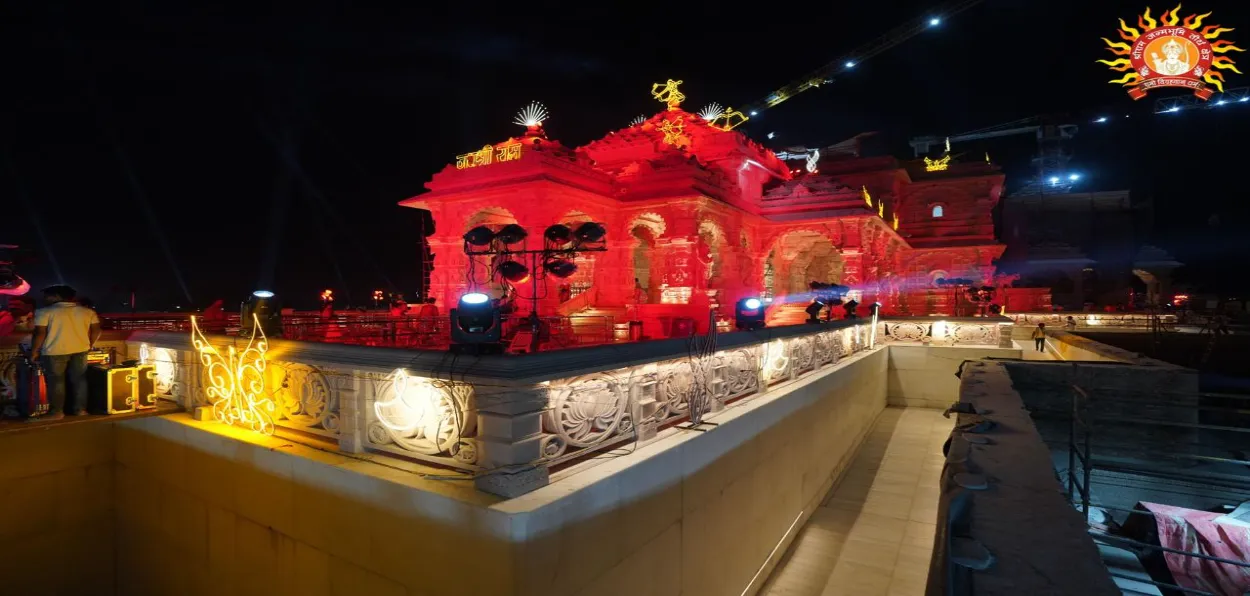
760,407 -> 953,596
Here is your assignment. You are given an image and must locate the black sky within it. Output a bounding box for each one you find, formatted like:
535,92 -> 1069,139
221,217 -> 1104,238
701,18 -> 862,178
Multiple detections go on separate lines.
3,0 -> 1249,309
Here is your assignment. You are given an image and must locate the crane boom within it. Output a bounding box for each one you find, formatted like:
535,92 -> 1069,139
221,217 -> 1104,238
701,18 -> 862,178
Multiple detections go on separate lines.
727,0 -> 986,127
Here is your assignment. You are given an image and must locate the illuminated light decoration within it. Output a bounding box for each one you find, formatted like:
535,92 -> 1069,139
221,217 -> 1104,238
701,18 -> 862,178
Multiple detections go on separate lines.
924,155 -> 952,171
455,142 -> 522,169
658,116 -> 687,146
862,186 -> 873,207
806,149 -> 820,173
767,132 -> 776,139
191,314 -> 274,435
497,260 -> 530,284
878,200 -> 885,218
650,79 -> 686,110
629,114 -> 646,127
513,102 -> 550,128
698,102 -> 725,121
945,137 -> 951,153
985,152 -> 991,163
892,214 -> 900,230
1100,7 -> 1241,100
710,107 -> 750,131
463,225 -> 495,246
320,289 -> 334,303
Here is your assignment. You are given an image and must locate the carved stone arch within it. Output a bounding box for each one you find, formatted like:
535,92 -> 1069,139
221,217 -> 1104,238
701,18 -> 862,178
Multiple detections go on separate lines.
464,206 -> 518,231
625,212 -> 667,238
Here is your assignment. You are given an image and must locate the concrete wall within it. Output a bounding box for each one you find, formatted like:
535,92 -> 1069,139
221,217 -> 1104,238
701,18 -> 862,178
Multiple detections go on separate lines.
887,346 -> 1021,409
508,347 -> 889,596
94,345 -> 889,596
112,415 -> 511,596
0,422 -> 116,595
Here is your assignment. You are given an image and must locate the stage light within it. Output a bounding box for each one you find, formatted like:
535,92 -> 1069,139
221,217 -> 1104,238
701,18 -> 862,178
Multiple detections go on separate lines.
1068,173 -> 1081,181
750,111 -> 758,116
736,297 -> 766,330
1048,176 -> 1060,184
844,61 -> 856,68
544,258 -> 578,278
574,221 -> 606,243
805,299 -> 824,323
497,260 -> 530,284
1165,107 -> 1180,113
1094,116 -> 1108,123
241,290 -> 282,338
513,101 -> 550,127
544,224 -> 573,245
451,292 -> 502,351
460,292 -> 490,305
929,17 -> 941,26
464,225 -> 495,246
767,132 -> 775,139
1216,100 -> 1227,106
1240,97 -> 1249,102
495,224 -> 528,245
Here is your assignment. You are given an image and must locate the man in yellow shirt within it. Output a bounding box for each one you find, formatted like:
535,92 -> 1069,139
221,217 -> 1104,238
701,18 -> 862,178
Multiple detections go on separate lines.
30,285 -> 101,420
1030,323 -> 1047,353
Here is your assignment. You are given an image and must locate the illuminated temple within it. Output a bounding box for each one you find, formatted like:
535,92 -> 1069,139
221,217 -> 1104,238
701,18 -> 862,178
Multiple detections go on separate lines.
402,87 -> 1042,337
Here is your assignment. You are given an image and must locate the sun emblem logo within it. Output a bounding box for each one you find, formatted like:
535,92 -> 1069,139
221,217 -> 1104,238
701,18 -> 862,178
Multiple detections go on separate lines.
1099,6 -> 1242,100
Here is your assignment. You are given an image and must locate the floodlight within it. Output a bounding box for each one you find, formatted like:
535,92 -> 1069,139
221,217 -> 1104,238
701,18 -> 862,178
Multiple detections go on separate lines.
544,258 -> 578,278
929,17 -> 941,26
544,224 -> 573,245
252,290 -> 274,299
495,224 -> 528,245
497,260 -> 530,284
464,226 -> 495,246
574,222 -> 607,243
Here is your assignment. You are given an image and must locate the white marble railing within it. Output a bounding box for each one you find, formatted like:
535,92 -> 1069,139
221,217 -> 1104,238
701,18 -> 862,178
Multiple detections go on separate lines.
877,317 -> 1012,347
125,318 -> 876,496
1007,312 -> 1176,329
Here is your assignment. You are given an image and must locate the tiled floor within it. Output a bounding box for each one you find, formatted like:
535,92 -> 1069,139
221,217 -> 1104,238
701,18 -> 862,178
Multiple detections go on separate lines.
760,407 -> 954,596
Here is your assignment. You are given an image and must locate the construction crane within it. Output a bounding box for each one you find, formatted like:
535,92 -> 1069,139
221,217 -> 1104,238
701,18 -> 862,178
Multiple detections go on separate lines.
714,0 -> 986,130
909,116 -> 1079,195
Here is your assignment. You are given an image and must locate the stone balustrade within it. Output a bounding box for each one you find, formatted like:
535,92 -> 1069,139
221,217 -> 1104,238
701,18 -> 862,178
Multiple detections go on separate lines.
1008,311 -> 1177,329
127,318 -> 875,496
877,316 -> 1014,348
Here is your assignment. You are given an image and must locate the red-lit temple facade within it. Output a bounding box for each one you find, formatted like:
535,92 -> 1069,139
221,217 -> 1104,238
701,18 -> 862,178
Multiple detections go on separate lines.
402,107 -> 1028,334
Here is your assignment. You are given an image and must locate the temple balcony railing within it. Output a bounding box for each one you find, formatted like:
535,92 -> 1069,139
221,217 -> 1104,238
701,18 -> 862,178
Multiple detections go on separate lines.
123,317 -> 877,496
877,316 -> 1014,348
1007,311 -> 1178,330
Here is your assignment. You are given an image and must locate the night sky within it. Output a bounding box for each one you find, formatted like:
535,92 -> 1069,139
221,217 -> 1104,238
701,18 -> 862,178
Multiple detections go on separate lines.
3,0 -> 1249,310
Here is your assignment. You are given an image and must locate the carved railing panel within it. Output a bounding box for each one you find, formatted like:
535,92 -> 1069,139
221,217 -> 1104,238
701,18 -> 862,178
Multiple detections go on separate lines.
540,322 -> 872,465
364,370 -> 478,469
878,319 -> 1002,346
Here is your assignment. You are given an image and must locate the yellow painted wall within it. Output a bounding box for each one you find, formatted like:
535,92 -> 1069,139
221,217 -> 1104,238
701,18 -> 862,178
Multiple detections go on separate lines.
0,422 -> 116,596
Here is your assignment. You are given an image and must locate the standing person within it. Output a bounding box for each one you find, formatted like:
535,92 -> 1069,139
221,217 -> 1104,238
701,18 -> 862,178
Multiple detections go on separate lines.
29,285 -> 101,420
1031,323 -> 1047,353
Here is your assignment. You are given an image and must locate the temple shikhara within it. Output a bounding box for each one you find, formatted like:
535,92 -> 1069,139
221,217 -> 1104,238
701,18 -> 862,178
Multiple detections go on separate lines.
402,83 -> 1038,338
